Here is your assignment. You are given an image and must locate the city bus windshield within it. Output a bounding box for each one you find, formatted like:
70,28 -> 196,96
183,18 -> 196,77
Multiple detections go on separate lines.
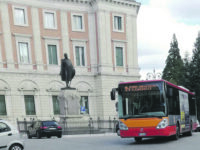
118,82 -> 166,119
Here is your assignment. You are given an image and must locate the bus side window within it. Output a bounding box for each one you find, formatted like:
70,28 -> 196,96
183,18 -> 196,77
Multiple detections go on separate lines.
168,87 -> 180,115
167,88 -> 173,97
189,95 -> 196,115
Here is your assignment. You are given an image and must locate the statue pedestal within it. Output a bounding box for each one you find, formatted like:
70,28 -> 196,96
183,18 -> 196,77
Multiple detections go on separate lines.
58,89 -> 80,123
58,88 -> 81,131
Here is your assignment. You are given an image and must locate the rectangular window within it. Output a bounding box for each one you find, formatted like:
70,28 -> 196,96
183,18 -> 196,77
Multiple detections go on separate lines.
80,96 -> 89,114
14,7 -> 27,25
167,86 -> 180,115
48,45 -> 58,65
24,95 -> 36,115
189,95 -> 196,115
52,96 -> 60,115
75,46 -> 85,66
0,95 -> 7,115
44,12 -> 56,29
18,42 -> 30,64
114,16 -> 122,31
72,15 -> 83,31
116,47 -> 123,66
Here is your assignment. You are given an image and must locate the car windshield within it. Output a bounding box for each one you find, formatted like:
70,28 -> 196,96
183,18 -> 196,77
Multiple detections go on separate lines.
118,82 -> 166,119
42,121 -> 58,126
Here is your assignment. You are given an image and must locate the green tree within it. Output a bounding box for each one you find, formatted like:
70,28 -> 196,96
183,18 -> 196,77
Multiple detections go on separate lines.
182,52 -> 192,89
191,32 -> 200,120
162,34 -> 184,85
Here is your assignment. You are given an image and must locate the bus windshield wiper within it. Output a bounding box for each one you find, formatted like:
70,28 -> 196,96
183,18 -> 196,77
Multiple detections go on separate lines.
121,114 -> 163,120
146,115 -> 163,118
121,115 -> 145,120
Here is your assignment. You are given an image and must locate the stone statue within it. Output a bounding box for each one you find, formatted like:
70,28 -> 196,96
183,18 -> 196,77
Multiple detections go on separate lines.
60,53 -> 75,88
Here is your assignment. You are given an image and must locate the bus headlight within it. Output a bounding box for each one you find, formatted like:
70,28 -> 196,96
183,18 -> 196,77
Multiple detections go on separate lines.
119,121 -> 128,130
156,119 -> 168,129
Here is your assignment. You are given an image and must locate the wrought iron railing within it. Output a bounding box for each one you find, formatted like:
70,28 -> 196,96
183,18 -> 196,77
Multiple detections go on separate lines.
17,117 -> 119,135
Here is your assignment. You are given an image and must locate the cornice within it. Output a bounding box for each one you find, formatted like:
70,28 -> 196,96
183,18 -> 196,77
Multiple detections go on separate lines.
42,36 -> 61,40
38,0 -> 141,9
1,0 -> 140,13
40,0 -> 141,9
70,38 -> 89,42
42,0 -> 91,5
91,0 -> 140,8
1,0 -> 140,6
12,33 -> 32,38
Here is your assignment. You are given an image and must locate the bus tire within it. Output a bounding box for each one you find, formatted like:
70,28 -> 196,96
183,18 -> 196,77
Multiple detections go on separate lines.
135,137 -> 142,143
173,124 -> 180,140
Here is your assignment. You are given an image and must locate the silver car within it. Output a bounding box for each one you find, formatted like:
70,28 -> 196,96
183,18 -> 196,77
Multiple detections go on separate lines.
0,119 -> 24,150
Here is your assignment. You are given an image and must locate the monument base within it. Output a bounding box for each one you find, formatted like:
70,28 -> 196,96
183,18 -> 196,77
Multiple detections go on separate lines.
58,89 -> 80,116
58,89 -> 81,124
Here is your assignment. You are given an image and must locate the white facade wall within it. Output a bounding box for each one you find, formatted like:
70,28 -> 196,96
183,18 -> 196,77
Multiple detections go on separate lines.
0,0 -> 141,124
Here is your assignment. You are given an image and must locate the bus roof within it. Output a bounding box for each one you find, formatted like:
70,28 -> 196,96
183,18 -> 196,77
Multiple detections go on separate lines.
119,80 -> 194,95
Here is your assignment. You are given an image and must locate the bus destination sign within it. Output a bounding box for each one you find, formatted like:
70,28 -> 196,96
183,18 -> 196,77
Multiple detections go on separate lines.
124,85 -> 158,92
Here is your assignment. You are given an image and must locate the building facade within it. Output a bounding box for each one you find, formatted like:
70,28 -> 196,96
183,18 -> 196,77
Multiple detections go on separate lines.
0,0 -> 140,124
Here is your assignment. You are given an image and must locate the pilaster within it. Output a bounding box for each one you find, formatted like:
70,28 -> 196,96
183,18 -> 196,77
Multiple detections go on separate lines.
31,7 -> 43,71
0,3 -> 14,69
60,11 -> 70,56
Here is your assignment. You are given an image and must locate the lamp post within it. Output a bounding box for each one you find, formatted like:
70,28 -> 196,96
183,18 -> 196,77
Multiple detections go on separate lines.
146,68 -> 162,80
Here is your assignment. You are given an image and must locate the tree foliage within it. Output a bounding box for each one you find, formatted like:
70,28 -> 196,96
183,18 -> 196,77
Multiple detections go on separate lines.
162,32 -> 200,120
181,52 -> 192,89
190,32 -> 200,120
191,33 -> 200,96
162,34 -> 184,85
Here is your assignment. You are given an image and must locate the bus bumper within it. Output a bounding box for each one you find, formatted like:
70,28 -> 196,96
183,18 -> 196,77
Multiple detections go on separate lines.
120,126 -> 176,138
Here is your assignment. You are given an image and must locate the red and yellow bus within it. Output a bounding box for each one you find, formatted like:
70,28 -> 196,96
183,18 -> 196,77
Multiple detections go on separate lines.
111,80 -> 198,142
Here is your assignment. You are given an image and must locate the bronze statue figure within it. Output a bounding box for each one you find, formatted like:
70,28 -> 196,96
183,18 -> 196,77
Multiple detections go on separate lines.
60,53 -> 75,88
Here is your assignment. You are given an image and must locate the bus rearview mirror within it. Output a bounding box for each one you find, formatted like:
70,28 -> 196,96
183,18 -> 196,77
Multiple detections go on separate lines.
110,88 -> 116,100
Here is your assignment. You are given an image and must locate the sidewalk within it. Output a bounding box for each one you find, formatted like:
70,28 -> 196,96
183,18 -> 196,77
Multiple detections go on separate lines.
20,132 -> 117,139
62,133 -> 117,138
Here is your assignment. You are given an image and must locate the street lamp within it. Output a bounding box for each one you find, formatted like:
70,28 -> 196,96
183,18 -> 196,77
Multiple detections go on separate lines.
146,68 -> 162,80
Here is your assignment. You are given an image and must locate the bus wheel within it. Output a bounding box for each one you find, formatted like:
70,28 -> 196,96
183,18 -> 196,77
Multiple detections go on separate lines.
135,137 -> 142,143
173,124 -> 180,140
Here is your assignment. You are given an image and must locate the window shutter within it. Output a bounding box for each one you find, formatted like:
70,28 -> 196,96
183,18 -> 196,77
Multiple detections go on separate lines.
76,47 -> 80,66
25,95 -> 36,115
52,45 -> 58,65
0,95 -> 7,115
116,47 -> 123,66
81,47 -> 85,66
53,96 -> 60,115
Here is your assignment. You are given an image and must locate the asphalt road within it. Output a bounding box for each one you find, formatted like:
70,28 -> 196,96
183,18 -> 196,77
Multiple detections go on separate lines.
24,132 -> 200,150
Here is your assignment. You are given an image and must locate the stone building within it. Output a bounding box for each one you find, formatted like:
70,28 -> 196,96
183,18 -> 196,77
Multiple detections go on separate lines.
0,0 -> 140,124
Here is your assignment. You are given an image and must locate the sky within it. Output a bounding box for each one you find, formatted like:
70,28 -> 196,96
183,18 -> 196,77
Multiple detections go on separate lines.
137,0 -> 200,80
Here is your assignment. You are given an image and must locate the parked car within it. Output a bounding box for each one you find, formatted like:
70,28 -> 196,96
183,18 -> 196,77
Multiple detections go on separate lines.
0,119 -> 24,150
27,120 -> 62,139
195,120 -> 200,132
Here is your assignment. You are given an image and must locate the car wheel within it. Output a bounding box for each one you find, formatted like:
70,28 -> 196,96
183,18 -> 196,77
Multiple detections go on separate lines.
27,132 -> 32,139
36,131 -> 41,139
57,135 -> 62,138
9,144 -> 23,150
